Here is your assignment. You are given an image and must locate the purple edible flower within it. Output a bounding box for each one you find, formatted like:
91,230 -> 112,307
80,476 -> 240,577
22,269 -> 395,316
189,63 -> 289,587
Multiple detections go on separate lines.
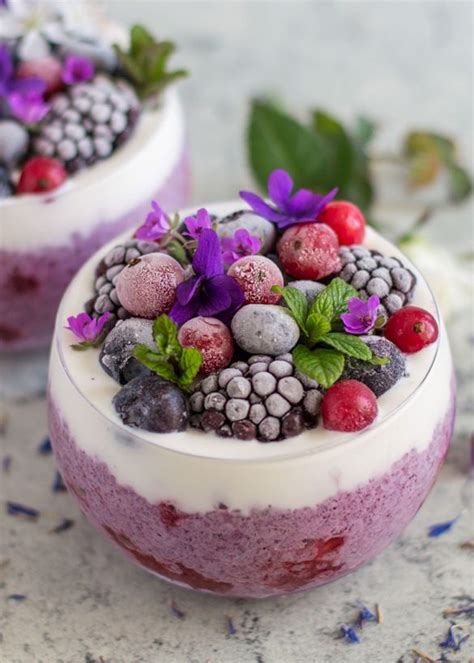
240,168 -> 338,229
169,227 -> 244,325
0,45 -> 49,123
439,624 -> 470,651
341,295 -> 380,335
62,55 -> 95,85
183,207 -> 213,240
6,501 -> 39,519
65,311 -> 111,344
135,201 -> 170,241
221,228 -> 261,265
340,624 -> 360,644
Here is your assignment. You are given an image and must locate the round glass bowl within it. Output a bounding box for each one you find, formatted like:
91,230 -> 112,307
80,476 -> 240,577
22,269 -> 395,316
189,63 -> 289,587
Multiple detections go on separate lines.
47,211 -> 455,598
0,89 -> 190,351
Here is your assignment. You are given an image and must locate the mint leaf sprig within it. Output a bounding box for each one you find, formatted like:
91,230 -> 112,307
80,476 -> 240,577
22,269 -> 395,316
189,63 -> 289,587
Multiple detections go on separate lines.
133,314 -> 202,391
114,25 -> 188,102
272,278 -> 388,389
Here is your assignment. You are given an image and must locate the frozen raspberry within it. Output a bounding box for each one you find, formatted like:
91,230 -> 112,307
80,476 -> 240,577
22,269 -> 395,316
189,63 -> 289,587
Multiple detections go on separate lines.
384,306 -> 438,353
318,201 -> 366,245
321,380 -> 377,432
17,157 -> 66,194
177,317 -> 234,375
116,252 -> 184,319
227,255 -> 283,304
277,223 -> 341,280
16,57 -> 64,97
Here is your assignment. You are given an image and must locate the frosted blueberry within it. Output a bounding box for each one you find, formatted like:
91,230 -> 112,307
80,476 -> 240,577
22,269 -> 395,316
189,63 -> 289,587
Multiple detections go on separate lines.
225,399 -> 250,422
269,360 -> 293,378
204,392 -> 227,411
277,376 -> 304,404
249,403 -> 267,425
252,371 -> 277,397
226,376 -> 252,399
218,368 -> 242,389
200,374 -> 219,394
258,417 -> 280,441
231,305 -> 300,355
265,393 -> 291,417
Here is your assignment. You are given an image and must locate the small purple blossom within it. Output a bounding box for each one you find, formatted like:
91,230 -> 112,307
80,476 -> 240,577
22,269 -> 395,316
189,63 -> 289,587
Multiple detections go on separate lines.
221,228 -> 261,265
240,168 -> 338,229
169,227 -> 244,325
135,201 -> 170,241
183,207 -> 213,240
0,45 -> 49,123
340,295 -> 379,335
65,311 -> 111,344
62,55 -> 95,85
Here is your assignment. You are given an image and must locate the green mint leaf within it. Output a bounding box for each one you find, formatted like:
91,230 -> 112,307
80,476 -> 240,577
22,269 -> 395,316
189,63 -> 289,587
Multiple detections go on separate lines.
130,24 -> 155,57
311,278 -> 358,322
272,285 -> 308,333
133,344 -> 178,384
166,239 -> 189,267
247,99 -> 331,192
292,345 -> 344,389
320,332 -> 372,361
368,354 -> 390,366
312,109 -> 354,191
306,312 -> 331,346
152,314 -> 179,357
179,347 -> 203,389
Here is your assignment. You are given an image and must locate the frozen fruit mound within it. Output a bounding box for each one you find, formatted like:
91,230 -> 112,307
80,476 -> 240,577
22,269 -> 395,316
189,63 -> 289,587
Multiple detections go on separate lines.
0,6 -> 186,198
65,169 -> 439,442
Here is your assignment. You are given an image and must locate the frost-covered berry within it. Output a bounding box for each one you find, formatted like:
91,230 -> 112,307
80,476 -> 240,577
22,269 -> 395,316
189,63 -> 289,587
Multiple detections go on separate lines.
113,376 -> 188,433
277,223 -> 341,280
116,252 -> 184,318
321,380 -> 378,432
318,201 -> 366,245
231,305 -> 300,355
217,210 -> 276,254
99,318 -> 154,384
384,306 -> 438,353
342,336 -> 406,396
178,317 -> 234,375
227,255 -> 283,305
287,280 -> 326,306
0,120 -> 29,166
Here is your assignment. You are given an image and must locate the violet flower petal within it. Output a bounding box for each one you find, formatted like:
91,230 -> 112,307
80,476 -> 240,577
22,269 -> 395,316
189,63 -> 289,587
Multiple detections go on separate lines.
176,275 -> 204,306
62,55 -> 95,85
0,45 -> 13,82
347,297 -> 371,316
239,190 -> 287,224
192,228 -> 223,278
268,169 -> 293,208
169,298 -> 200,325
198,277 -> 232,317
285,189 -> 320,217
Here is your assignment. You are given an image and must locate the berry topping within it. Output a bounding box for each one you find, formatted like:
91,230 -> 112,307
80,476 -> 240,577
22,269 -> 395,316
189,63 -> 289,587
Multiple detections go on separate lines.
113,376 -> 188,433
321,380 -> 378,432
116,252 -> 184,319
0,120 -> 29,167
16,57 -> 64,97
100,318 -> 155,384
277,223 -> 341,280
16,157 -> 66,194
342,336 -> 406,396
286,280 -> 326,306
217,210 -> 276,255
384,306 -> 439,353
231,305 -> 300,356
318,201 -> 366,245
227,255 -> 284,305
177,317 -> 234,375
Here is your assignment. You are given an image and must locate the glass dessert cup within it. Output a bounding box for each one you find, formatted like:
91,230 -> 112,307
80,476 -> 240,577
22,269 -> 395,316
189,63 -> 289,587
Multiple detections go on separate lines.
47,212 -> 455,599
0,89 -> 190,352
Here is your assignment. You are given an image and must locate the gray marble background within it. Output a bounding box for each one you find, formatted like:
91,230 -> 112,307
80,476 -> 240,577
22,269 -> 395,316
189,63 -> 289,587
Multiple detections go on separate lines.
1,2 -> 473,662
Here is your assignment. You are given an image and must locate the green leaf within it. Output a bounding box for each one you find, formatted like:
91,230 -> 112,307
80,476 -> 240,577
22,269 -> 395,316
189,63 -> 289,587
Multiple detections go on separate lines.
448,164 -> 472,202
133,345 -> 178,383
320,332 -> 372,361
312,109 -> 354,190
311,278 -> 357,321
306,312 -> 331,346
152,314 -> 179,357
130,24 -> 155,57
354,116 -> 376,147
272,285 -> 308,333
368,354 -> 390,366
292,345 -> 345,389
247,99 -> 331,192
179,347 -> 202,388
166,239 -> 189,267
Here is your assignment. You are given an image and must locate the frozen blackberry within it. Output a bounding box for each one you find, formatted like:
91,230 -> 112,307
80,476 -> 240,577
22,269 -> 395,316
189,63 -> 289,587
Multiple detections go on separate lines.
31,75 -> 140,173
338,245 -> 417,318
85,239 -> 159,326
189,354 -> 321,442
342,336 -> 406,397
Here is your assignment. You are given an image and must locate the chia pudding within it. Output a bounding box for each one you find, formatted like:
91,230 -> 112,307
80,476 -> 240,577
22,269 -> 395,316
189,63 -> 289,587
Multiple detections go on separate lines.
47,194 -> 454,598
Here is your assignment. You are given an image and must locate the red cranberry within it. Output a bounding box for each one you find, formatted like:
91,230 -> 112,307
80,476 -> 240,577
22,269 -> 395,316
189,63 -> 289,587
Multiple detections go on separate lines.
321,380 -> 377,432
277,223 -> 341,280
318,201 -> 366,245
17,157 -> 67,194
384,306 -> 438,353
178,316 -> 234,375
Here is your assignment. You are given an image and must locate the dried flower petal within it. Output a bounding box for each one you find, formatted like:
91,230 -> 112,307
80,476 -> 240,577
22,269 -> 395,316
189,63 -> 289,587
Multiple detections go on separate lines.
50,518 -> 75,534
170,601 -> 185,619
340,624 -> 360,643
6,501 -> 39,520
62,55 -> 94,85
428,515 -> 460,537
38,436 -> 52,454
226,616 -> 237,635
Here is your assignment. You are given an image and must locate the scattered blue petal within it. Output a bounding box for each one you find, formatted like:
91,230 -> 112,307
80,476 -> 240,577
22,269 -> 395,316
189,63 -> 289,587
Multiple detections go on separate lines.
2,455 -> 11,473
356,603 -> 377,627
6,501 -> 39,519
50,518 -> 74,534
439,624 -> 470,651
170,601 -> 185,619
340,624 -> 360,643
38,436 -> 52,454
226,616 -> 237,635
52,471 -> 67,492
428,515 -> 460,537
7,594 -> 27,601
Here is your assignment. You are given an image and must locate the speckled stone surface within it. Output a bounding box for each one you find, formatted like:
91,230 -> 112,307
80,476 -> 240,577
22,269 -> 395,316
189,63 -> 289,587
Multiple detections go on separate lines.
1,2 -> 473,661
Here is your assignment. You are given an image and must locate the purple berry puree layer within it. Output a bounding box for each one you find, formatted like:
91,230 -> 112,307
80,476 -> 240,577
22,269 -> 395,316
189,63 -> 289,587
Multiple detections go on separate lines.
48,384 -> 455,598
0,148 -> 190,352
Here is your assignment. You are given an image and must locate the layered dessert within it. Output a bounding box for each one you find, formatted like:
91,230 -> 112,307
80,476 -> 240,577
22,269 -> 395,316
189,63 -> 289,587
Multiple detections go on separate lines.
0,3 -> 189,350
48,170 -> 454,598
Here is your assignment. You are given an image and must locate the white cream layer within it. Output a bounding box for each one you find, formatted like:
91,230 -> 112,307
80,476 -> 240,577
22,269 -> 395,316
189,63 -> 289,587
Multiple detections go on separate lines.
49,205 -> 453,513
1,89 -> 185,252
